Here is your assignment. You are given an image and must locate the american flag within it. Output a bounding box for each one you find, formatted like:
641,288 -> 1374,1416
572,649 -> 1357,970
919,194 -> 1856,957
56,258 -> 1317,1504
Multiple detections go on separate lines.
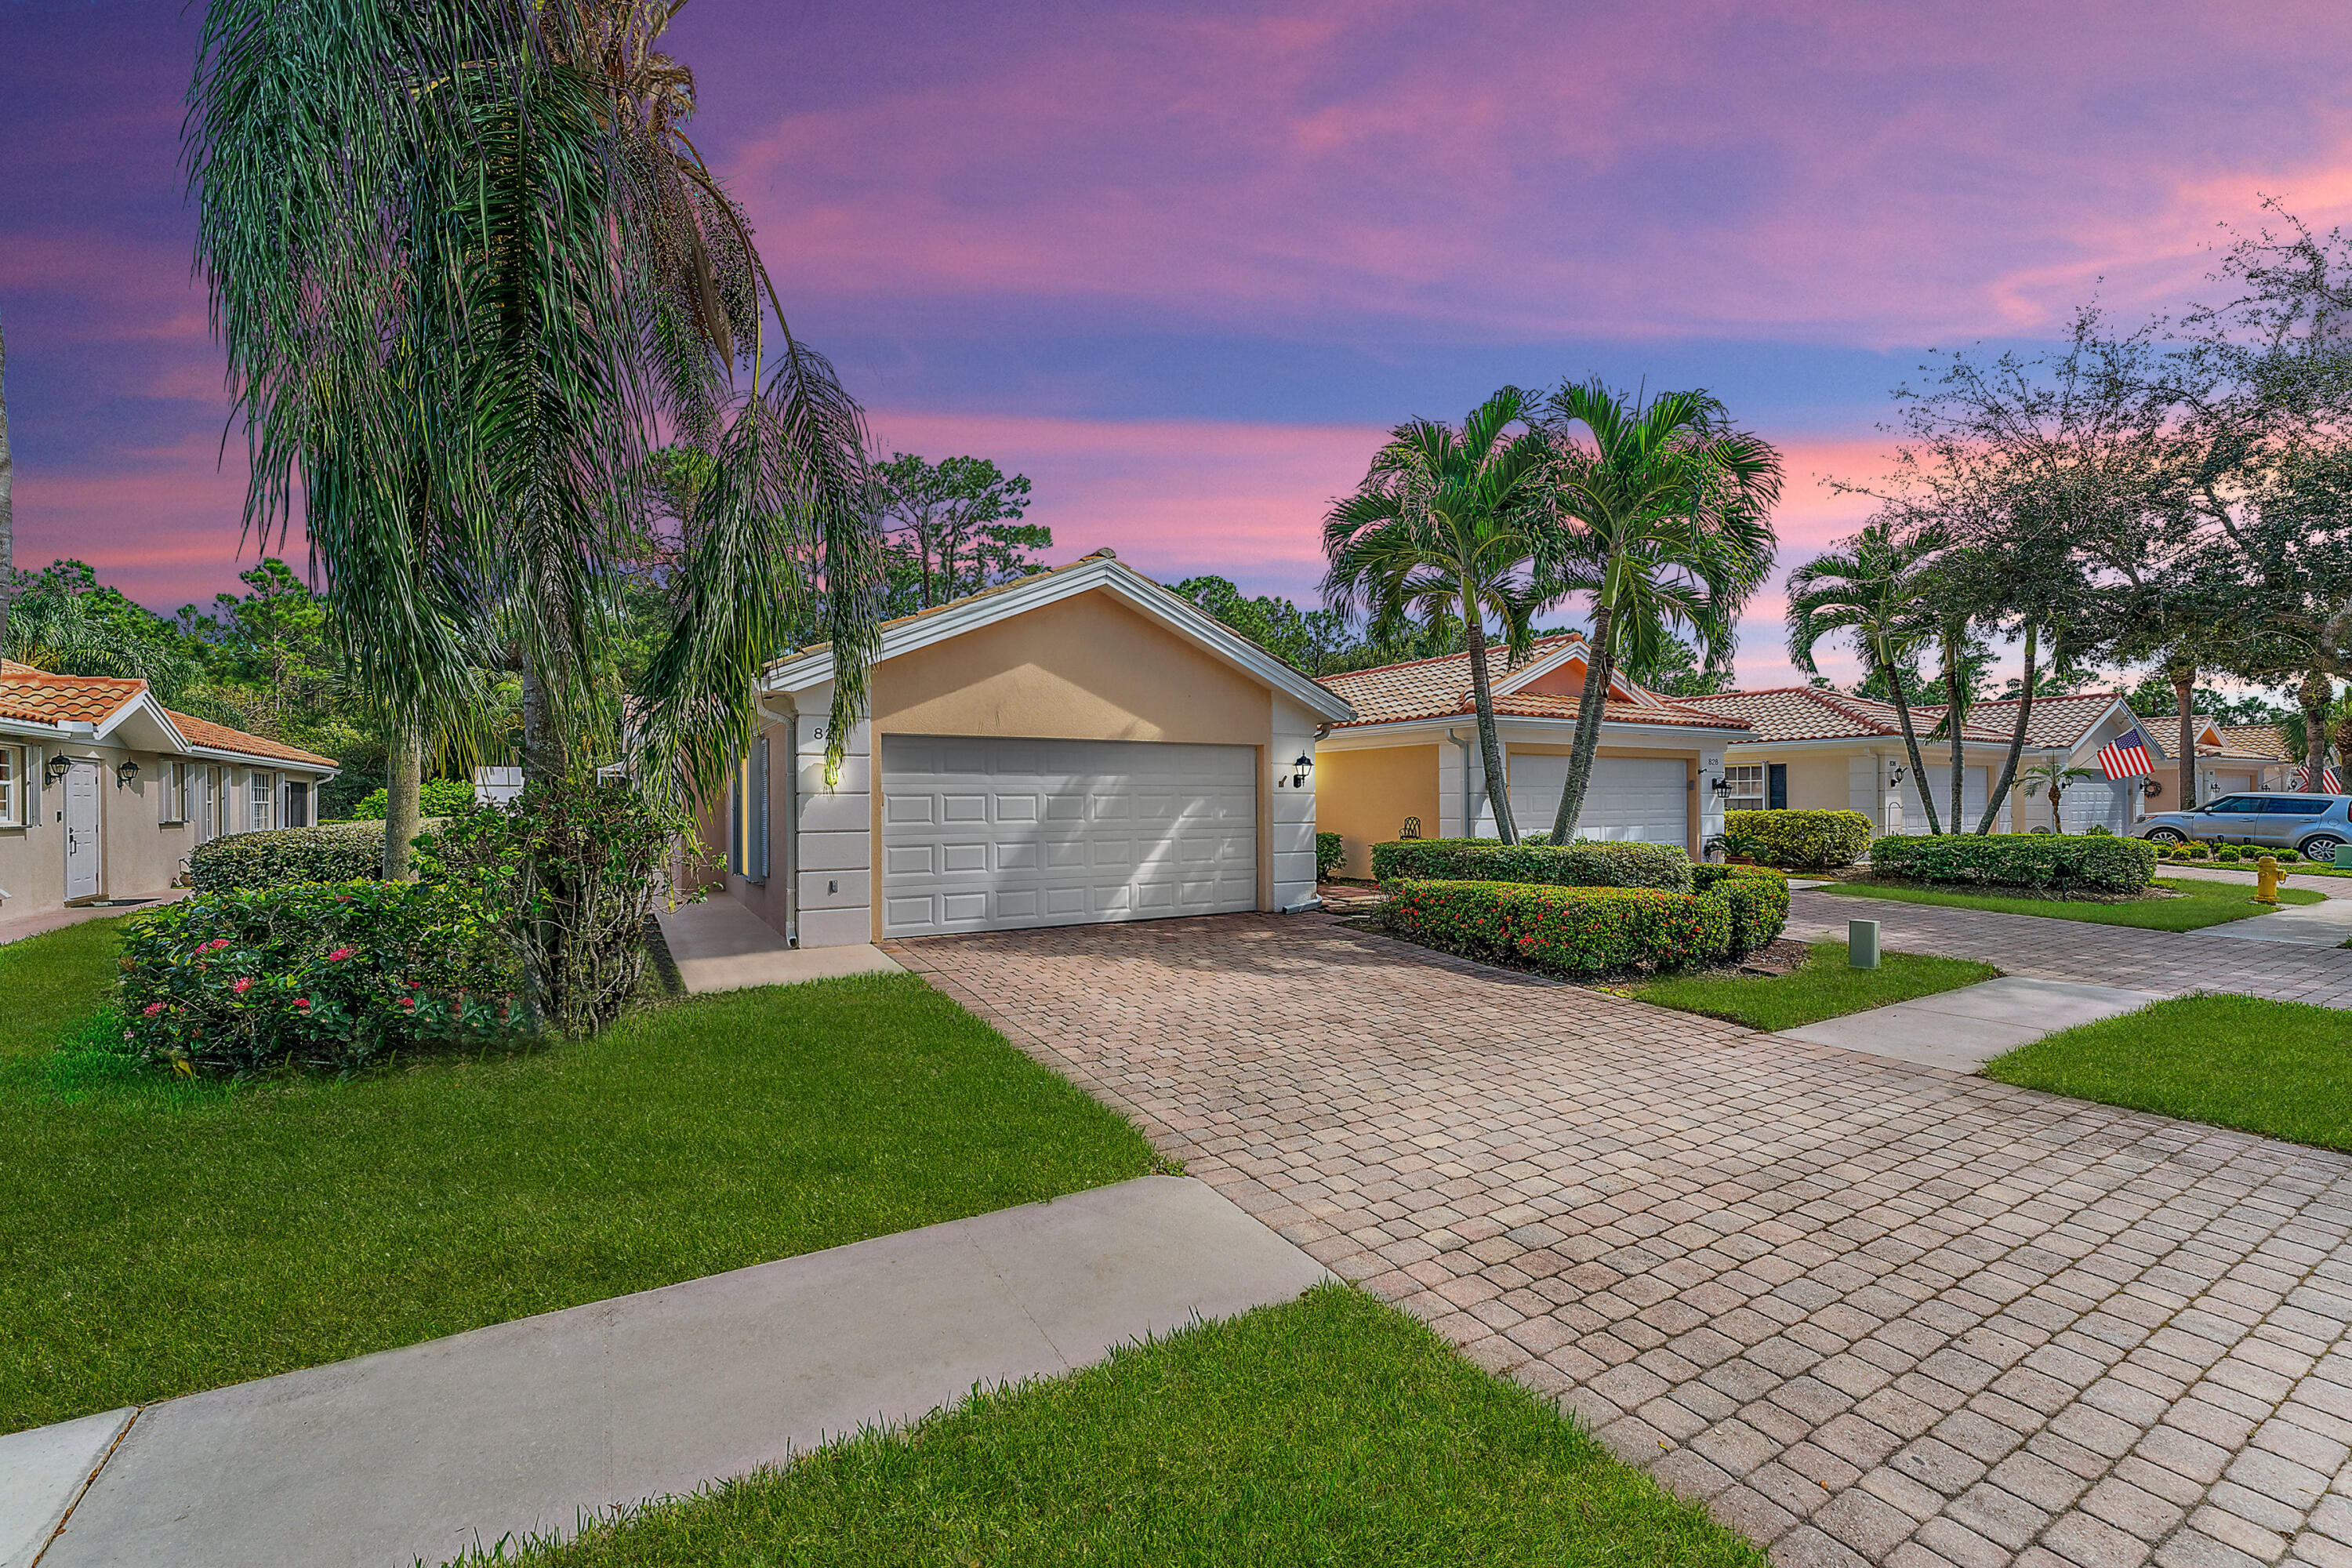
2299,765 -> 2343,793
2096,727 -> 2154,781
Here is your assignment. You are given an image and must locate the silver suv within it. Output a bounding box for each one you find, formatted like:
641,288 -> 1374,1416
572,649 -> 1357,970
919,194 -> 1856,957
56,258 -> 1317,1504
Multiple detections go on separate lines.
2136,791 -> 2352,859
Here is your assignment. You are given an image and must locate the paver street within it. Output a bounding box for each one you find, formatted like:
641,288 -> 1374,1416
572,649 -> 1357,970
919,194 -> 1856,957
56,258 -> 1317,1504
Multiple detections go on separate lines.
891,914 -> 2352,1568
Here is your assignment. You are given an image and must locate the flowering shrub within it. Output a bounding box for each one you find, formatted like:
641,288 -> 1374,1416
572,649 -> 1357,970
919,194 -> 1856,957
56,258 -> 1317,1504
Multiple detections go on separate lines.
118,881 -> 520,1076
1371,837 -> 1693,891
1381,880 -> 1731,977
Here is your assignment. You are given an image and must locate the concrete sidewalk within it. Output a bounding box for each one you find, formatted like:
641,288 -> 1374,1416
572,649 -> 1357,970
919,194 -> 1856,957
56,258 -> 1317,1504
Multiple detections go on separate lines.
654,894 -> 902,993
2195,893 -> 2352,945
1774,974 -> 2164,1072
11,1176 -> 1328,1568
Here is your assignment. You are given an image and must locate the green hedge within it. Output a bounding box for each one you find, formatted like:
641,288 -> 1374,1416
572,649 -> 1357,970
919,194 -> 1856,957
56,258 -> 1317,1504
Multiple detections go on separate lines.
1383,880 -> 1728,976
1371,837 -> 1692,891
189,819 -> 445,892
1723,809 -> 1873,870
1867,833 -> 2157,895
346,779 -> 478,821
118,880 -> 520,1075
1692,863 -> 1791,957
1316,832 -> 1345,880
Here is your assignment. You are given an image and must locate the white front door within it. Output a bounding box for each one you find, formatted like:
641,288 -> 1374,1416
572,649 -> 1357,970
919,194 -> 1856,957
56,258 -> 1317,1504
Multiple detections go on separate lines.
879,735 -> 1258,937
64,759 -> 101,902
1507,754 -> 1691,849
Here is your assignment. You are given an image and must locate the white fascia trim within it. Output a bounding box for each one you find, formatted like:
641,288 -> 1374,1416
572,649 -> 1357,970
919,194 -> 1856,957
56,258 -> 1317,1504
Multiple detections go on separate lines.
1722,733 -> 2026,754
89,691 -> 191,754
762,557 -> 1356,721
1319,715 -> 1748,749
1486,639 -> 1646,705
177,746 -> 336,776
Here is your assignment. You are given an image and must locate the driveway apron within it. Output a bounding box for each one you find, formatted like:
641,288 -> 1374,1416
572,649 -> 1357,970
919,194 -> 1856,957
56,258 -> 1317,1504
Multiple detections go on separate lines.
891,914 -> 2352,1568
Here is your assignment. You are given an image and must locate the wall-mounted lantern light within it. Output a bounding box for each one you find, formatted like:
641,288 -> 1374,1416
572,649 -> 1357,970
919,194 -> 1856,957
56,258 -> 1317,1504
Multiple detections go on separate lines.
1279,752 -> 1313,789
1889,766 -> 1907,786
114,759 -> 141,789
1709,775 -> 1731,795
44,753 -> 71,785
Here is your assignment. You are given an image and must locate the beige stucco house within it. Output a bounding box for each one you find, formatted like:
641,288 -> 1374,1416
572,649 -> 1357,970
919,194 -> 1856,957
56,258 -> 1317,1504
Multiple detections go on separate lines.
1312,635 -> 1754,877
709,550 -> 1356,949
0,660 -> 338,920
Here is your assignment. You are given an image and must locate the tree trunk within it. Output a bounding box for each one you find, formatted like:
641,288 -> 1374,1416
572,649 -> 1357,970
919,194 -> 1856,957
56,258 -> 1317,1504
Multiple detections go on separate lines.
0,313 -> 13,654
383,722 -> 423,882
2301,669 -> 2332,793
1551,601 -> 1613,843
1462,615 -> 1519,844
521,662 -> 566,785
1882,649 -> 1942,834
1945,635 -> 1965,837
1978,622 -> 2035,834
2173,667 -> 2198,811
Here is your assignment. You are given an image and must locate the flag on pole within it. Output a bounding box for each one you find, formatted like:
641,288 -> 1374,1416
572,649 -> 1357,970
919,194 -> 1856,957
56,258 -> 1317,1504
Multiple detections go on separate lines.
2096,728 -> 2154,781
2299,764 -> 2343,792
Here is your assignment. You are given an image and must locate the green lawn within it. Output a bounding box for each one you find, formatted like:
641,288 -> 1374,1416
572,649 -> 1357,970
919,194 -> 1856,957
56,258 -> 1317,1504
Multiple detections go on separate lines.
0,948 -> 1159,1432
466,1284 -> 1762,1568
0,920 -> 129,1059
1821,876 -> 2322,931
1628,941 -> 1999,1031
1984,994 -> 2352,1153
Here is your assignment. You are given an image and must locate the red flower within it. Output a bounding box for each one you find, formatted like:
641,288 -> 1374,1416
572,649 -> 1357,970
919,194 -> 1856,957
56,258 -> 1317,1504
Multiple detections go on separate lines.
293,998 -> 311,1011
205,938 -> 231,952
398,996 -> 417,1011
326,947 -> 356,962
232,977 -> 253,996
143,1000 -> 165,1017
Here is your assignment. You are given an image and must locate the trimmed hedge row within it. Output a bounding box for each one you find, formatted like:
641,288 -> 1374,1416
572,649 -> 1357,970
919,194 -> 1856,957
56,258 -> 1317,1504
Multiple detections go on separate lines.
188,819 -> 445,892
1725,808 -> 1873,870
1867,832 -> 2157,895
1381,865 -> 1788,978
1371,837 -> 1693,891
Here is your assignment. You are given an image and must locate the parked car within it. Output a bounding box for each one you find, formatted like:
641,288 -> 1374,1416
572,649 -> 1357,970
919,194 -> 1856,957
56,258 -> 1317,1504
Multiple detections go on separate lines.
2136,792 -> 2352,858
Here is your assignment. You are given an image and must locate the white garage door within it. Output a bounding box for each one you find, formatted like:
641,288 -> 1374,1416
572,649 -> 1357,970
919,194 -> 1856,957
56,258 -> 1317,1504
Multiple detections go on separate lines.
1924,764 -> 1991,831
2060,775 -> 2134,834
879,735 -> 1257,938
1506,754 -> 1690,848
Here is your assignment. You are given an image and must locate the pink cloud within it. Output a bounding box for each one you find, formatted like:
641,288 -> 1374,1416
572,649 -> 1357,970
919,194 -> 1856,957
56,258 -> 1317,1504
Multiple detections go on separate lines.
13,435 -> 277,608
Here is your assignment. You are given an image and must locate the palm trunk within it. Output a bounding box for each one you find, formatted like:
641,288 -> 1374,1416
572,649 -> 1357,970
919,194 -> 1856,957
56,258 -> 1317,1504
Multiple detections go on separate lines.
1551,603 -> 1613,843
2301,670 -> 2331,793
521,662 -> 566,786
1882,649 -> 1942,834
0,314 -> 13,653
2173,668 -> 2198,811
383,721 -> 423,882
1463,616 -> 1519,844
1978,621 -> 2035,834
1945,636 -> 1965,837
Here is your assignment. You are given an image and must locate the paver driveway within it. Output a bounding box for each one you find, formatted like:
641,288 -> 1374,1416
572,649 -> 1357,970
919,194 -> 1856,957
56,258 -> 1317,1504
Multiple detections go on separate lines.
889,915 -> 2352,1568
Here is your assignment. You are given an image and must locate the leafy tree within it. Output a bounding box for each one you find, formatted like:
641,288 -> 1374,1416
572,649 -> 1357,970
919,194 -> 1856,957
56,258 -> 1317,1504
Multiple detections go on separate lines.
1785,520 -> 1946,831
1171,577 -> 1359,676
0,315 -> 12,652
1325,388 -> 1552,844
1536,380 -> 1780,844
872,453 -> 1040,611
2019,759 -> 2100,832
2,561 -> 201,697
2122,675 -> 2288,728
1618,633 -> 1737,697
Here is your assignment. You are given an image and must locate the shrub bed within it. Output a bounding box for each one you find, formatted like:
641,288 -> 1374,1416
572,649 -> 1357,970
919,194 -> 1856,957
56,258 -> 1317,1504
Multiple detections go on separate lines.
1383,880 -> 1728,976
1723,809 -> 1872,870
345,779 -> 481,821
1316,832 -> 1345,880
1867,833 -> 2157,895
1371,837 -> 1692,891
188,819 -> 445,892
1692,863 -> 1791,957
118,881 -> 519,1075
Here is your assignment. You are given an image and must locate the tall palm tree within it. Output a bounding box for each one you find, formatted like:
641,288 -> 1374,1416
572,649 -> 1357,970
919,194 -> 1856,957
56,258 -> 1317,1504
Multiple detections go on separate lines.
1537,381 -> 1780,844
1785,519 -> 1944,833
0,314 -> 12,653
1324,388 -> 1551,844
187,0 -> 879,822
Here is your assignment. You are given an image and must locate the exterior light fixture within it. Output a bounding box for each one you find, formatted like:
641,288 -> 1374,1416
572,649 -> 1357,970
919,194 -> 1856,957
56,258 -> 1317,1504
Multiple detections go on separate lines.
1709,776 -> 1731,794
1888,766 -> 1906,786
44,753 -> 71,785
1279,752 -> 1313,788
115,759 -> 141,788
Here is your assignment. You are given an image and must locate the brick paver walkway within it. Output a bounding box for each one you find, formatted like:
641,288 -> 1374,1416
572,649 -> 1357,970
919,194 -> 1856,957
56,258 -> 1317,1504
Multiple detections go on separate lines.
888,915 -> 2352,1568
1787,891 -> 2352,1008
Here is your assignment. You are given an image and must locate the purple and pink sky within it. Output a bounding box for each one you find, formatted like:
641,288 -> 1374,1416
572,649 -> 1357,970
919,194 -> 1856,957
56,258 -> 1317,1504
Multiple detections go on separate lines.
8,0 -> 2352,686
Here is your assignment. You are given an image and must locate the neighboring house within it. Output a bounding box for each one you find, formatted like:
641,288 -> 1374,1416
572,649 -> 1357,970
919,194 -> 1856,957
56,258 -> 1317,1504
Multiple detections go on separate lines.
1679,688 -> 2173,834
0,660 -> 338,919
1312,634 -> 1751,877
717,550 -> 1355,949
2190,720 -> 2296,798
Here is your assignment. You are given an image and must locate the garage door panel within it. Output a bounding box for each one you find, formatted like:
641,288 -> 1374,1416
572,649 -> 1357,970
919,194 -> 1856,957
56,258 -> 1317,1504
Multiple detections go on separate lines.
882,735 -> 1259,936
1505,754 -> 1690,849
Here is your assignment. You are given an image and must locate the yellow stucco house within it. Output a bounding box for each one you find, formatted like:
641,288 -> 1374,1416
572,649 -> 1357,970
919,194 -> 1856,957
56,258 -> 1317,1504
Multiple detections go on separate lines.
1312,634 -> 1754,877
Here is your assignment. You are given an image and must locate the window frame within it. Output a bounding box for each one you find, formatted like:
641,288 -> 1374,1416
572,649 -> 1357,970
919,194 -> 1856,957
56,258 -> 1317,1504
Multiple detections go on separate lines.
0,743 -> 19,829
1722,762 -> 1766,814
160,760 -> 190,826
249,769 -> 274,833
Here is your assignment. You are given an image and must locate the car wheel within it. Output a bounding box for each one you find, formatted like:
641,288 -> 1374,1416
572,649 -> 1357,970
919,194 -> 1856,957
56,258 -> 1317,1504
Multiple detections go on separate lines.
2301,834 -> 2343,861
2146,828 -> 2184,844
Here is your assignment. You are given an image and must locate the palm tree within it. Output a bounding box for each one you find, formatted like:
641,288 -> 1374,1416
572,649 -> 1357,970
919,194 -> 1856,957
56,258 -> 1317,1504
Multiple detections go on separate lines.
1324,388 -> 1551,844
0,314 -> 11,654
1537,381 -> 1780,844
1785,519 -> 1944,833
187,0 -> 880,818
2020,759 -> 2098,832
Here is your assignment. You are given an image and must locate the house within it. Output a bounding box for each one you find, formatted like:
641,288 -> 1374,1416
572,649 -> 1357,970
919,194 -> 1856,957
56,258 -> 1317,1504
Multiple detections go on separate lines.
1676,688 -> 2173,833
2172,718 -> 2296,800
0,661 -> 338,919
712,550 -> 1356,948
1312,634 -> 1752,877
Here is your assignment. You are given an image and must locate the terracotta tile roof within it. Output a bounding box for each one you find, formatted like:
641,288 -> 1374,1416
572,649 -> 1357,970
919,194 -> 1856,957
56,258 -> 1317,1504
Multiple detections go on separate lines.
1676,686 -> 2010,745
0,661 -> 147,725
163,710 -> 338,769
1918,692 -> 2126,751
2215,724 -> 2292,761
1319,634 -> 1746,731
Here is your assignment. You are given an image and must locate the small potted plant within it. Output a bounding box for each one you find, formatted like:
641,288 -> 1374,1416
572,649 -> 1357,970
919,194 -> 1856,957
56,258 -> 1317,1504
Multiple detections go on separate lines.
1704,829 -> 1767,866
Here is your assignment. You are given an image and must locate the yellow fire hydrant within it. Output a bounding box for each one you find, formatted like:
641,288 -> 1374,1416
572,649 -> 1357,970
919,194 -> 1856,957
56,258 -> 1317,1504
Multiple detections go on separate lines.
2256,855 -> 2281,906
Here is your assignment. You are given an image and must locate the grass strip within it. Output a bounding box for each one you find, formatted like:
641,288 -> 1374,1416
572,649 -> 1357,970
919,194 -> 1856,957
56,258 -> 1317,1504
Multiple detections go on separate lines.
1819,877 -> 2321,931
466,1283 -> 1764,1568
0,919 -> 127,1060
1984,993 -> 2352,1153
1628,941 -> 1999,1032
0,973 -> 1157,1432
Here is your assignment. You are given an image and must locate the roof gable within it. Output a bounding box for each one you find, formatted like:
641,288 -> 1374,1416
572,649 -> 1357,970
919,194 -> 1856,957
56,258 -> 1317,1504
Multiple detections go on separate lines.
0,660 -> 336,770
1319,635 -> 1745,731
